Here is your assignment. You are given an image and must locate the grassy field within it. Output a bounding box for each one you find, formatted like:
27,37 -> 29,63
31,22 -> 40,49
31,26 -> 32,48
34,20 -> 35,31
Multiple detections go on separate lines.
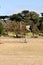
0,37 -> 43,65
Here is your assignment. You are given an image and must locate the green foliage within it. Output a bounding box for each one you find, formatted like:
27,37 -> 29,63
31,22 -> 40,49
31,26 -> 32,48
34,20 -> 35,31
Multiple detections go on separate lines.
9,13 -> 22,22
5,10 -> 40,36
38,13 -> 43,33
0,10 -> 43,37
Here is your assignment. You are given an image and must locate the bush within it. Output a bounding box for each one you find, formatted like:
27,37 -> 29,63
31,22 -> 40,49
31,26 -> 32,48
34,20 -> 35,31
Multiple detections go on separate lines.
0,22 -> 4,36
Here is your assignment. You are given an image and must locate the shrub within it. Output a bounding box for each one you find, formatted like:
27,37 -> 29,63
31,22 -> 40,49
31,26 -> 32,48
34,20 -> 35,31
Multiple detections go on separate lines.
0,22 -> 4,36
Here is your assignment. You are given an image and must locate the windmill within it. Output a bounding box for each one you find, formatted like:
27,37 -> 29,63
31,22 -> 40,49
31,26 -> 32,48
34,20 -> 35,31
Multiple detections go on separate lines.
24,25 -> 31,43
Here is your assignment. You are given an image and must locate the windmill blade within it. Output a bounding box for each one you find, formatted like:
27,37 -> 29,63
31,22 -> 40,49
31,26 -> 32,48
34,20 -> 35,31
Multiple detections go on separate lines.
26,25 -> 31,31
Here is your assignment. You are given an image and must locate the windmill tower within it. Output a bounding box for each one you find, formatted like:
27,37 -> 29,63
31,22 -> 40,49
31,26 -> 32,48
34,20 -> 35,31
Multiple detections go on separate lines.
24,25 -> 31,43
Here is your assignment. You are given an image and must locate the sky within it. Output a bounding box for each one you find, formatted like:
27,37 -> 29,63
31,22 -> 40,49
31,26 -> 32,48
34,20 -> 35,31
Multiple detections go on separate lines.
0,0 -> 43,15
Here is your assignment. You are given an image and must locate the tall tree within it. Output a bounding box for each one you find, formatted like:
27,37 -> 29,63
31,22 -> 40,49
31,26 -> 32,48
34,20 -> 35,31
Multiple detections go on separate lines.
29,11 -> 40,37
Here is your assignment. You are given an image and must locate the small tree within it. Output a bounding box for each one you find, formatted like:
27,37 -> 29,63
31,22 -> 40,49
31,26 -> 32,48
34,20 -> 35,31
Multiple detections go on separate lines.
0,22 -> 4,36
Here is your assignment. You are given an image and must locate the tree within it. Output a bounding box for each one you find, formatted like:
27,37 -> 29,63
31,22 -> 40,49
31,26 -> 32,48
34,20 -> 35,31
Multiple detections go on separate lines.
9,13 -> 23,37
5,10 -> 41,37
0,16 -> 9,23
30,12 -> 39,24
29,11 -> 40,37
0,22 -> 4,36
9,13 -> 22,21
38,13 -> 43,33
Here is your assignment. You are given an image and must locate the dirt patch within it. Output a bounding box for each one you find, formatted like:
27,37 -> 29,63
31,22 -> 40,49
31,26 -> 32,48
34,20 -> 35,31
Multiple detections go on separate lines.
0,37 -> 43,65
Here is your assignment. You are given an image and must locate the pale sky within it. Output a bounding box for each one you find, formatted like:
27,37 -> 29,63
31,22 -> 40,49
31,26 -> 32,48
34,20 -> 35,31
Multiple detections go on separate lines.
0,0 -> 43,15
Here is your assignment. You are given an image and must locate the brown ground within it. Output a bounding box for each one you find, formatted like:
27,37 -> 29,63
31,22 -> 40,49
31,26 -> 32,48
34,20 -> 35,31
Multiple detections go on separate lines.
0,37 -> 43,65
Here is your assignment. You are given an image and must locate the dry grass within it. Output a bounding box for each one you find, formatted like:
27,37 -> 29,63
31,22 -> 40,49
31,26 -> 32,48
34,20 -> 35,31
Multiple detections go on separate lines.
0,37 -> 43,65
